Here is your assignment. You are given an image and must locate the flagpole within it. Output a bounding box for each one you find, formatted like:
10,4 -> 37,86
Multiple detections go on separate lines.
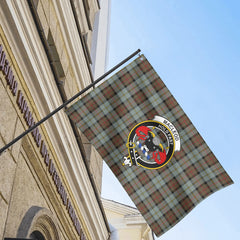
0,49 -> 141,155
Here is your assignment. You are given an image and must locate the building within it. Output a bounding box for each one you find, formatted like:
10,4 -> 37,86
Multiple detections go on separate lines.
102,199 -> 154,240
0,0 -> 111,239
91,0 -> 111,80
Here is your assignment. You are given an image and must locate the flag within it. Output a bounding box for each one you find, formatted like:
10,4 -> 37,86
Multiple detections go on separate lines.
66,55 -> 233,237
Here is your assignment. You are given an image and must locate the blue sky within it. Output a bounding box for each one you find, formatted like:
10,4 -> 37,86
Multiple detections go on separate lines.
101,1 -> 240,239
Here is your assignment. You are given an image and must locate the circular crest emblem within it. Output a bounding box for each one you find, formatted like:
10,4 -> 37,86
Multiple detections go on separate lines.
123,116 -> 180,169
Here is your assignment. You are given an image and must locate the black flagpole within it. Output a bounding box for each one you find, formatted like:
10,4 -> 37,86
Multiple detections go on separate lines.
0,49 -> 141,155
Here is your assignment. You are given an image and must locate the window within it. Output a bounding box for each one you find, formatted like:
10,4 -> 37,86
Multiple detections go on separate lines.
30,231 -> 45,240
17,207 -> 60,240
83,0 -> 92,30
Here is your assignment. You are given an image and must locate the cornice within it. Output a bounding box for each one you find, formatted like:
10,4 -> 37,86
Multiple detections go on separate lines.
102,198 -> 140,216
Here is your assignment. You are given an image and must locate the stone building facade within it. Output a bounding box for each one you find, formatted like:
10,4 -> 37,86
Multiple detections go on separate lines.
0,0 -> 110,239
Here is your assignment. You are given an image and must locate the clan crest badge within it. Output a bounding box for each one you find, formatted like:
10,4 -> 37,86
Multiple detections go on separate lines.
123,116 -> 181,169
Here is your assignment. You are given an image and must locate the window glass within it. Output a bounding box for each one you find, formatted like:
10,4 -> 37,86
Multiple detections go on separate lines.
30,231 -> 45,240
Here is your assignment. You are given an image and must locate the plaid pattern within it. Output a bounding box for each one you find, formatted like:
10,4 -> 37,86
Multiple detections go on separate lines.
66,55 -> 233,237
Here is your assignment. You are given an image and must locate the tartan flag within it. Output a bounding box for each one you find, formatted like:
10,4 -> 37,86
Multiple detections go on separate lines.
66,55 -> 233,237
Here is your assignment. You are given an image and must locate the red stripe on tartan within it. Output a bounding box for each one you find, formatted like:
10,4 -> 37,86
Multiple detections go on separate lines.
178,114 -> 191,128
69,111 -> 81,123
180,196 -> 194,211
197,184 -> 211,197
165,210 -> 178,224
192,134 -> 204,146
217,172 -> 233,186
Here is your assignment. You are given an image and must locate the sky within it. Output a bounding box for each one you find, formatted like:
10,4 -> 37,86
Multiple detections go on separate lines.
101,1 -> 240,239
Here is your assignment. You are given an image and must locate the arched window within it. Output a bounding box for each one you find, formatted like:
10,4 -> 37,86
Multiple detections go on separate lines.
17,206 -> 60,240
30,231 -> 45,240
